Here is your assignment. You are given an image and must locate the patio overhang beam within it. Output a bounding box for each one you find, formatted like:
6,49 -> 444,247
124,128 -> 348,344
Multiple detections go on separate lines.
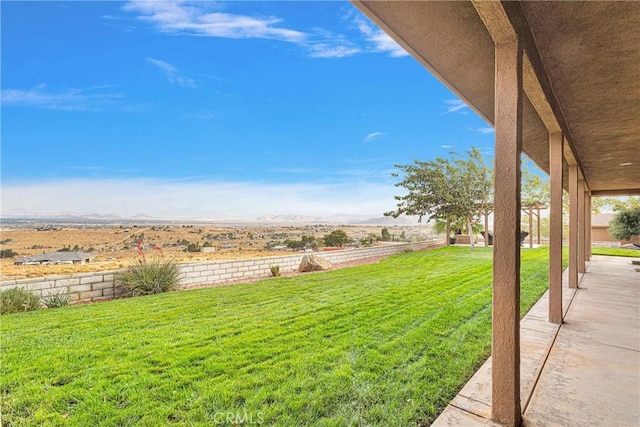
591,189 -> 640,197
471,1 -> 586,182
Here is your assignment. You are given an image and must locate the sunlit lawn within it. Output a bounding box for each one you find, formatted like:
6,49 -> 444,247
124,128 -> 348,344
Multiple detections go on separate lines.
2,246 -> 556,426
591,246 -> 640,258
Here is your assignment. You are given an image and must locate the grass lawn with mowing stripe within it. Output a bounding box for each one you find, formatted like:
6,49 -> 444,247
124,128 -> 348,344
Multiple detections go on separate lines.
1,246 -> 557,426
591,247 -> 640,257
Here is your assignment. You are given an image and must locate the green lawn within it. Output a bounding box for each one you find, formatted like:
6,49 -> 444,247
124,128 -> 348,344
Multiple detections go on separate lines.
2,247 -> 554,426
591,246 -> 640,258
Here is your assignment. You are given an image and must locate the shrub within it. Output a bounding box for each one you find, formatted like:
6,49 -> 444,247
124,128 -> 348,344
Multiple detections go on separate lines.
0,249 -> 19,258
0,288 -> 40,315
118,257 -> 181,297
609,208 -> 640,241
270,265 -> 281,277
42,287 -> 72,309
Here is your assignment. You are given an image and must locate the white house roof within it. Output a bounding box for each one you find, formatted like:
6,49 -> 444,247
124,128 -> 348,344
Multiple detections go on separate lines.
16,251 -> 95,263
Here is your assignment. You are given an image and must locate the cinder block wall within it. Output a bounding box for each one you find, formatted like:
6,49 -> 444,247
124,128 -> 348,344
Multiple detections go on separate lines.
0,242 -> 438,305
0,271 -> 119,304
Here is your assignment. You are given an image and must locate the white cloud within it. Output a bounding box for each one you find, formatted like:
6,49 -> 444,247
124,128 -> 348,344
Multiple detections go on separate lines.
146,57 -> 195,88
2,178 -> 399,219
442,99 -> 469,115
1,85 -> 123,111
123,1 -> 403,60
474,127 -> 495,134
353,16 -> 408,57
440,145 -> 454,149
307,43 -> 361,58
363,131 -> 386,143
124,1 -> 306,43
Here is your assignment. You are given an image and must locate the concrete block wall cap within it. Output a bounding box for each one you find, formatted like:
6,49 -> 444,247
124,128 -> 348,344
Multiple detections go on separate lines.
14,278 -> 42,285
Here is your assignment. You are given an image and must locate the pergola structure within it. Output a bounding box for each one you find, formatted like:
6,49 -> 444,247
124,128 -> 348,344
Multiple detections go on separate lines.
352,2 -> 639,426
522,201 -> 547,248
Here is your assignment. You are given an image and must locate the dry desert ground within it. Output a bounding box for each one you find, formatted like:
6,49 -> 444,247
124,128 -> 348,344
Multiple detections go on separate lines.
0,223 -> 436,280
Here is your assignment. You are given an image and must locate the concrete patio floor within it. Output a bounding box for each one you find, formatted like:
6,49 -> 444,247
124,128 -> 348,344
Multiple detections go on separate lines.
432,255 -> 640,427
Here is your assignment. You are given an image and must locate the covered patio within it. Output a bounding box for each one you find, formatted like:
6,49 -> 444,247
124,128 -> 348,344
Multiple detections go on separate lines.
352,1 -> 639,426
433,254 -> 639,426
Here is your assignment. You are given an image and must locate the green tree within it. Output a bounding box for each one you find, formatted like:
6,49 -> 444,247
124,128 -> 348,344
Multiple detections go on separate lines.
386,147 -> 492,250
323,230 -> 350,247
609,208 -> 640,242
592,196 -> 640,214
300,235 -> 318,249
284,239 -> 303,250
381,228 -> 391,241
284,235 -> 317,250
360,233 -> 379,247
521,159 -> 549,206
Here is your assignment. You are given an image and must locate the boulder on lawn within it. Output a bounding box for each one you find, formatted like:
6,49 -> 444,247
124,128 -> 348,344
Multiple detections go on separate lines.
299,254 -> 332,272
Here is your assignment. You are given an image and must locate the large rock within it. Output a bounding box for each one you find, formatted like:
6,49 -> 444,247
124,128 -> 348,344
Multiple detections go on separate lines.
299,254 -> 333,272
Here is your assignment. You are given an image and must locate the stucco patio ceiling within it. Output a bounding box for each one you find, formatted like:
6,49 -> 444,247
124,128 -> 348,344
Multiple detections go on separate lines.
353,1 -> 640,196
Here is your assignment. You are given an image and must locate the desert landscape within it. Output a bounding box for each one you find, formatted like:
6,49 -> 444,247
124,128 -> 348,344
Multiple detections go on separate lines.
0,220 -> 437,280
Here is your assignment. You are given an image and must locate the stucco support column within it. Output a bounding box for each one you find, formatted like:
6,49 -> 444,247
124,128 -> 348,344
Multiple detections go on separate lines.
548,132 -> 563,324
569,164 -> 579,288
587,194 -> 592,259
491,39 -> 523,427
578,179 -> 586,273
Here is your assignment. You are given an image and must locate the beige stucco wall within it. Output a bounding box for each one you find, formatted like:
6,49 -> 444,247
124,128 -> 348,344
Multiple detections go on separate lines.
591,226 -> 616,242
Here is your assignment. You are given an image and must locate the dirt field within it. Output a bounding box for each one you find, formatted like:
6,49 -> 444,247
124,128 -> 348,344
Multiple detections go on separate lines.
0,223 -> 436,280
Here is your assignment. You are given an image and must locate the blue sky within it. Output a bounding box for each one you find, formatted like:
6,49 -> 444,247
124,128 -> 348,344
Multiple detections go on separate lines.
1,1 -> 496,220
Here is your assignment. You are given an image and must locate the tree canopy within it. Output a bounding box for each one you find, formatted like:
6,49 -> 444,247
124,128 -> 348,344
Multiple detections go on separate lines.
323,230 -> 350,247
521,160 -> 549,206
609,208 -> 640,242
593,196 -> 640,214
385,147 -> 492,249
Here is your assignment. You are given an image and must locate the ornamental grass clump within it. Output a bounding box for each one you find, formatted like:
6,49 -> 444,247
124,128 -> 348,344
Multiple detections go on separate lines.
41,287 -> 72,309
0,287 -> 40,315
118,257 -> 181,297
270,265 -> 281,277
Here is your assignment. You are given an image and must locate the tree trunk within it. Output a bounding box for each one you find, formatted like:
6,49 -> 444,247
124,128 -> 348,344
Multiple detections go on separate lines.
446,216 -> 451,246
468,218 -> 475,250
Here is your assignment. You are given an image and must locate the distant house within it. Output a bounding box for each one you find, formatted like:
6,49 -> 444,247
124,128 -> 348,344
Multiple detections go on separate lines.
14,251 -> 95,266
591,213 -> 616,243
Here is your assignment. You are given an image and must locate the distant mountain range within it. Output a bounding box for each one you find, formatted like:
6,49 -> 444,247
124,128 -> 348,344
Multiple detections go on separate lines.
1,210 -> 154,221
254,214 -> 422,226
2,210 -> 426,226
